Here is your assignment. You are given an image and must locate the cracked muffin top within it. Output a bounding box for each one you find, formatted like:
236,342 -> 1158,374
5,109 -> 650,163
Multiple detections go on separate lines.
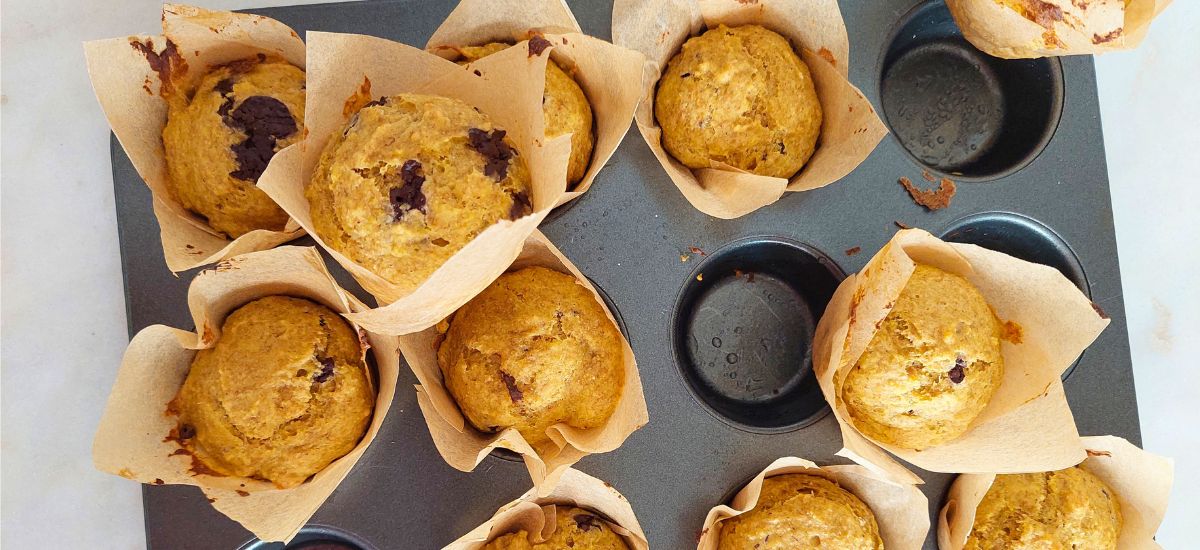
162,56 -> 302,238
437,266 -> 624,450
170,295 -> 373,488
306,93 -> 532,294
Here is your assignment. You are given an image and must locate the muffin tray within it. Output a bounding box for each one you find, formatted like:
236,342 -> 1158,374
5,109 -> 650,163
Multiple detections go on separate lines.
110,0 -> 1142,548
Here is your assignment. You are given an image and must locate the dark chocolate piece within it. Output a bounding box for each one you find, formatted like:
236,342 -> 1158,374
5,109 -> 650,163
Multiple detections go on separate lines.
388,159 -> 427,220
222,95 -> 298,182
468,128 -> 515,181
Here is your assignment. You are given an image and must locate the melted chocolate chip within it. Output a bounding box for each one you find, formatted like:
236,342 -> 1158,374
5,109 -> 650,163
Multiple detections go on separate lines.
221,95 -> 297,182
314,357 -> 335,383
573,514 -> 602,532
388,160 -> 427,220
498,371 -> 523,403
528,35 -> 553,57
508,191 -> 532,220
680,72 -> 692,78
214,78 -> 235,97
363,96 -> 388,108
467,128 -> 515,181
178,424 -> 196,440
948,356 -> 966,384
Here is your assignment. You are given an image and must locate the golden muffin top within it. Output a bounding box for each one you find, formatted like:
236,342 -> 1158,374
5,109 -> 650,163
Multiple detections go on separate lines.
965,466 -> 1123,550
162,57 -> 303,237
841,264 -> 1004,450
718,474 -> 883,550
306,93 -> 532,293
655,24 -> 822,178
438,266 -> 624,449
171,295 -> 374,488
482,506 -> 629,550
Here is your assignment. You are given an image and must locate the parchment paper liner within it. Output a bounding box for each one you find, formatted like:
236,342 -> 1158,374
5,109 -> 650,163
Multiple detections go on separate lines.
938,435 -> 1173,550
92,246 -> 400,542
611,0 -> 887,219
401,230 -> 647,495
946,0 -> 1173,59
812,228 -> 1110,482
444,468 -> 649,550
426,0 -> 646,207
83,4 -> 305,272
698,456 -> 928,550
259,31 -> 574,336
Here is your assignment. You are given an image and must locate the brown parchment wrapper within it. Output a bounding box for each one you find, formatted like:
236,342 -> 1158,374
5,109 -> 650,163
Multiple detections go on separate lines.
812,228 -> 1110,482
938,435 -> 1174,550
946,0 -> 1173,59
83,4 -> 305,272
259,31 -> 574,336
698,456 -> 929,550
443,468 -> 649,550
92,246 -> 400,542
426,0 -> 646,206
400,230 -> 647,495
611,0 -> 887,219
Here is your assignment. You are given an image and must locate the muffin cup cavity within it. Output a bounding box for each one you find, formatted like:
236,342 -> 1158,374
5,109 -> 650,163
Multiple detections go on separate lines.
612,0 -> 888,219
399,231 -> 648,495
812,228 -> 1109,481
698,456 -> 928,550
670,237 -> 842,433
938,436 -> 1174,550
946,0 -> 1171,59
444,469 -> 649,550
238,525 -> 378,550
425,0 -> 646,207
83,5 -> 306,272
879,0 -> 1063,181
258,30 -> 576,336
92,246 -> 401,543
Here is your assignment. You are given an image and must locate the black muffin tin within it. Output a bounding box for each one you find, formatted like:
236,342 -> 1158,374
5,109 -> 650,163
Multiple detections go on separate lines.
110,0 -> 1142,548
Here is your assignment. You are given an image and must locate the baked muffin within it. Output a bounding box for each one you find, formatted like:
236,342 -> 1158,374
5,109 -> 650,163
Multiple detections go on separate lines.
483,505 -> 629,549
840,264 -> 1004,450
655,24 -> 822,178
964,466 -> 1123,550
171,296 -> 374,488
438,267 -> 624,449
458,42 -> 594,187
162,56 -> 302,237
306,93 -> 532,293
718,474 -> 883,550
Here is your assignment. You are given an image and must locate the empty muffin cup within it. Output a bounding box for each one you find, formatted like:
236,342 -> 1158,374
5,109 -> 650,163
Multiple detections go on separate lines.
879,0 -> 1063,180
672,237 -> 843,433
238,525 -> 376,550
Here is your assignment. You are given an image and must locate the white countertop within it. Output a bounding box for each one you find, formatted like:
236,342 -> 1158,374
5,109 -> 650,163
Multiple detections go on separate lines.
2,1 -> 1196,548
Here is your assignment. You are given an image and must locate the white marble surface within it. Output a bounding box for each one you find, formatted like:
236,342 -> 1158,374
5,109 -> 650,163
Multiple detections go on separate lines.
1,1 -> 1196,548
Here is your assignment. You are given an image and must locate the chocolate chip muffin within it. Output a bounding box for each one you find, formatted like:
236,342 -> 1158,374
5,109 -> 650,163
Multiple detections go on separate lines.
162,56 -> 302,238
718,474 -> 883,550
964,466 -> 1123,550
655,24 -> 822,178
171,296 -> 373,488
840,264 -> 1005,450
306,94 -> 532,293
457,41 -> 594,188
438,267 -> 624,449
483,506 -> 629,550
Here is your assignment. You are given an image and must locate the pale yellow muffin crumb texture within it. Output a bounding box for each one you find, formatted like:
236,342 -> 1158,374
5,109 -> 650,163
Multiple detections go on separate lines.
171,296 -> 374,488
717,474 -> 883,550
163,57 -> 303,238
458,42 -> 595,187
840,264 -> 1005,450
964,466 -> 1123,550
482,506 -> 629,550
438,266 -> 624,450
655,24 -> 822,179
307,93 -> 532,294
